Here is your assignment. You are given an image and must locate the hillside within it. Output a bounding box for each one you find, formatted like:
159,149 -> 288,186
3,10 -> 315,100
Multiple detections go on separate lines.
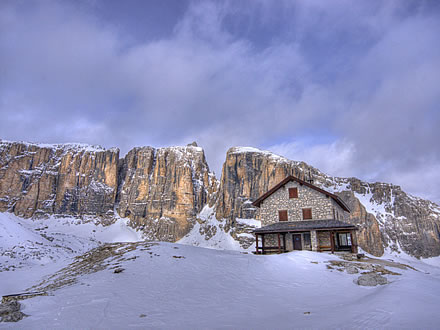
1,139 -> 439,258
0,219 -> 439,328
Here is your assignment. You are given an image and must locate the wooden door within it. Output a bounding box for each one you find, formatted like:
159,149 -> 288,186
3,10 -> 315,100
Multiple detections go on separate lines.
293,234 -> 302,250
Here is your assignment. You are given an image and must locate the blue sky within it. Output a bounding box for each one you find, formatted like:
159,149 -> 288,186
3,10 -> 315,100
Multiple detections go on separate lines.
1,0 -> 439,203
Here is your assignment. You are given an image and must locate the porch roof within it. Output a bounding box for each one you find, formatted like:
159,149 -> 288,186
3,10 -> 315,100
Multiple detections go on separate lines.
253,219 -> 357,234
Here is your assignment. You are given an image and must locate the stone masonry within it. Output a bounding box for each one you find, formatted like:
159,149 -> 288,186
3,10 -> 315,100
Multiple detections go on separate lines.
258,181 -> 348,226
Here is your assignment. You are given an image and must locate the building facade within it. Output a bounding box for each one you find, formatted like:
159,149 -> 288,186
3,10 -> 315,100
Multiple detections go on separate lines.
253,176 -> 358,254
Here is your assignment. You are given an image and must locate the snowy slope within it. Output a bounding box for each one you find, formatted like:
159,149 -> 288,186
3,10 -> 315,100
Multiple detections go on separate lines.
0,212 -> 142,272
178,206 -> 244,250
1,242 -> 439,329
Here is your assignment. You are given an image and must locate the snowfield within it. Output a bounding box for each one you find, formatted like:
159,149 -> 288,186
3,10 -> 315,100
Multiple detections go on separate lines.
1,213 -> 440,329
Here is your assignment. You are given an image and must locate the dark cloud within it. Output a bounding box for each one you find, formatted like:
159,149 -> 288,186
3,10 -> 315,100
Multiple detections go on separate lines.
0,0 -> 439,203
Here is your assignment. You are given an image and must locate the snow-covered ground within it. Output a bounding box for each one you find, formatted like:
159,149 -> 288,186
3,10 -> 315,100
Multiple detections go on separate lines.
178,206 -> 245,251
0,212 -> 142,294
1,212 -> 440,328
1,244 -> 439,329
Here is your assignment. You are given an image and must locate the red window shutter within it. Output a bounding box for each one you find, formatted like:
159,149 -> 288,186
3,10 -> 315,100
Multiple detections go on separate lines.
279,210 -> 288,221
289,187 -> 298,198
302,208 -> 312,220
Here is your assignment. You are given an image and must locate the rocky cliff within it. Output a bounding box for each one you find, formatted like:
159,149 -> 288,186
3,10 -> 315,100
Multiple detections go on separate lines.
1,140 -> 439,258
0,140 -> 217,242
0,141 -> 119,221
213,147 -> 440,258
116,144 -> 217,241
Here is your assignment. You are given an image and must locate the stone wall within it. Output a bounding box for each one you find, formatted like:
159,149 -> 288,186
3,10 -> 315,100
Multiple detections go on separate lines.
261,233 -> 281,249
259,181 -> 348,226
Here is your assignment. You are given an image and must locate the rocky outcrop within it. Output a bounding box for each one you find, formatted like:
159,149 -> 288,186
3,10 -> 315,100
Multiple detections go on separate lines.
1,140 -> 439,258
215,147 -> 310,225
0,301 -> 26,322
337,179 -> 440,258
0,141 -> 118,221
214,147 -> 440,258
336,191 -> 385,257
116,145 -> 217,241
0,140 -> 217,242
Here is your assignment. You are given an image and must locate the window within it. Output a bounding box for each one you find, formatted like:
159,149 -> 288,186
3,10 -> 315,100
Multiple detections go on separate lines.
338,233 -> 352,246
288,187 -> 298,198
302,208 -> 312,220
279,210 -> 288,221
303,233 -> 311,246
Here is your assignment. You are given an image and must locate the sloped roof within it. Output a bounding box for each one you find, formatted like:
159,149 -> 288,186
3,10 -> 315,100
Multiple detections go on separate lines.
254,220 -> 356,234
252,176 -> 350,212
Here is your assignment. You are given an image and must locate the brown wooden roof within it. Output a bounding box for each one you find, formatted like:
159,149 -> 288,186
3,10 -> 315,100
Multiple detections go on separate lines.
252,176 -> 350,212
253,219 -> 357,234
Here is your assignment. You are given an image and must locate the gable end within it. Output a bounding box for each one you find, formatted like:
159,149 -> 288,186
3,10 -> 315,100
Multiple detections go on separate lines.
252,176 -> 350,212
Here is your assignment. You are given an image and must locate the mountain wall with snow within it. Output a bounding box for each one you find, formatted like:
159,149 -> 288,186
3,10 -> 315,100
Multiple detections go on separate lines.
0,140 -> 119,220
213,147 -> 440,258
1,140 -> 439,258
116,144 -> 217,241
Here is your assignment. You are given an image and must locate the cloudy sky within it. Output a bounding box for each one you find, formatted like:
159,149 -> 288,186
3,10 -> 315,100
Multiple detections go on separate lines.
1,0 -> 439,203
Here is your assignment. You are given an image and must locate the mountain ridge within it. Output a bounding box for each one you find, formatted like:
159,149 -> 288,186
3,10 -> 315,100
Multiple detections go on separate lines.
1,139 -> 439,258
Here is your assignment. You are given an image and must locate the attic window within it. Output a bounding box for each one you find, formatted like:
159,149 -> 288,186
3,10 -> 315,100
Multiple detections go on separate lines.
279,210 -> 288,221
289,187 -> 298,198
302,208 -> 312,220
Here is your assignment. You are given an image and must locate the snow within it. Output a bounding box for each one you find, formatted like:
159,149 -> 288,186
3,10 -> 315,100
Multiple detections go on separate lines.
236,232 -> 254,238
178,206 -> 244,251
230,146 -> 266,153
1,242 -> 439,329
228,146 -> 299,164
354,191 -> 393,220
1,211 -> 440,328
157,145 -> 204,163
236,217 -> 261,227
420,256 -> 440,268
0,212 -> 142,272
0,139 -> 115,153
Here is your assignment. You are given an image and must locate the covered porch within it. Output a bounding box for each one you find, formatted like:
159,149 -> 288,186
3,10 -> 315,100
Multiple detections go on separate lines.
254,220 -> 358,255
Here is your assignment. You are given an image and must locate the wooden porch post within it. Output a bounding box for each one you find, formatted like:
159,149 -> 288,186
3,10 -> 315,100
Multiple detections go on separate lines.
277,233 -> 281,254
282,233 -> 286,252
255,234 -> 259,254
330,231 -> 335,254
262,234 -> 265,255
350,230 -> 358,253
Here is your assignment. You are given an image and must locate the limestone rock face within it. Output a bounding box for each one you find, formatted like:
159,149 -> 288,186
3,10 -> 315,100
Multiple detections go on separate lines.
116,146 -> 217,241
337,179 -> 440,258
0,141 -> 119,221
215,147 -> 310,225
336,191 -> 385,257
214,147 -> 440,258
1,140 -> 439,258
215,147 -> 316,248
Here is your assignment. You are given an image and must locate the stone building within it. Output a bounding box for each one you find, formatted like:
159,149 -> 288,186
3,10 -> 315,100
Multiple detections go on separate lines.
252,176 -> 358,254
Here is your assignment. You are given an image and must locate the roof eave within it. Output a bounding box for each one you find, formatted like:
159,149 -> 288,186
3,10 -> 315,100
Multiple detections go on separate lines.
254,226 -> 358,234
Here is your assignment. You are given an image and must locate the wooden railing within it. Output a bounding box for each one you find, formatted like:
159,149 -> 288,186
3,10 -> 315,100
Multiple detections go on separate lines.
254,246 -> 285,254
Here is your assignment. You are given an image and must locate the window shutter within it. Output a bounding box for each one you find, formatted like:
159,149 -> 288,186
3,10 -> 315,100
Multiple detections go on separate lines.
302,208 -> 312,220
289,187 -> 298,198
279,210 -> 288,221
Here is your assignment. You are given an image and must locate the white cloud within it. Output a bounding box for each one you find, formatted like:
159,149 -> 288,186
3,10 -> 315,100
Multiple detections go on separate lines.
0,0 -> 439,203
268,140 -> 357,178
